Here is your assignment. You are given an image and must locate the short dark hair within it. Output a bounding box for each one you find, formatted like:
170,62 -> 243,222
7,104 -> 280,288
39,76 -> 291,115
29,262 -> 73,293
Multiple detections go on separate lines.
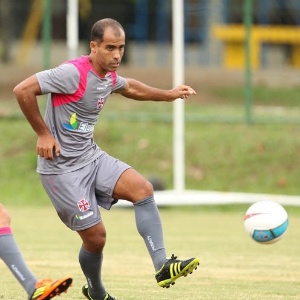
91,18 -> 125,43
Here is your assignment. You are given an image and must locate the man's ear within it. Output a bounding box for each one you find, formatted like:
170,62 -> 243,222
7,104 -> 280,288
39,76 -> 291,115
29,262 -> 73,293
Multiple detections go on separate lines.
90,41 -> 97,53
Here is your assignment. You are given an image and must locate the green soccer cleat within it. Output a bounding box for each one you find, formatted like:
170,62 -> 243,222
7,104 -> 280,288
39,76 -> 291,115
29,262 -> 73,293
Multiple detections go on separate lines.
82,284 -> 117,300
155,254 -> 200,288
29,276 -> 72,300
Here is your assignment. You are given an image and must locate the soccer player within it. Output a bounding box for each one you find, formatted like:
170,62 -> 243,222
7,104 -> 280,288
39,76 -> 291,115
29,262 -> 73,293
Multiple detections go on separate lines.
13,18 -> 200,300
0,204 -> 72,300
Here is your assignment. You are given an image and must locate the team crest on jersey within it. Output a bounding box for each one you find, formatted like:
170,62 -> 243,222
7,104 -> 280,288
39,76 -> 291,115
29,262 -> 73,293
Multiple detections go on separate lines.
97,98 -> 105,109
77,199 -> 90,212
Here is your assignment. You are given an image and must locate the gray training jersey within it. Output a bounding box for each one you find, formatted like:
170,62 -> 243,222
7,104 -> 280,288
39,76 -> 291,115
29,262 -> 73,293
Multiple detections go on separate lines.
36,55 -> 126,174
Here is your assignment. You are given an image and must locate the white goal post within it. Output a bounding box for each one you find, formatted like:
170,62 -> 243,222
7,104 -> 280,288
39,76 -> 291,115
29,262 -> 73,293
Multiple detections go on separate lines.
67,0 -> 78,59
172,0 -> 186,192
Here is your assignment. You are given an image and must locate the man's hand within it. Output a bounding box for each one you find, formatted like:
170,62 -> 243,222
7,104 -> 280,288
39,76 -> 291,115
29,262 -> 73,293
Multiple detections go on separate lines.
36,135 -> 60,160
172,85 -> 197,100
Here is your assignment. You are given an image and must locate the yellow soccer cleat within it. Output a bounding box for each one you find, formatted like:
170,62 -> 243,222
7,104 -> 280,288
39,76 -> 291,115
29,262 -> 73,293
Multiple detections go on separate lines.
155,254 -> 200,288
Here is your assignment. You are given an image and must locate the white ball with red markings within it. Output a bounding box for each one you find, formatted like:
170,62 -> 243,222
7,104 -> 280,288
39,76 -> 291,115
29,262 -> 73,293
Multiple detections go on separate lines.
244,200 -> 288,244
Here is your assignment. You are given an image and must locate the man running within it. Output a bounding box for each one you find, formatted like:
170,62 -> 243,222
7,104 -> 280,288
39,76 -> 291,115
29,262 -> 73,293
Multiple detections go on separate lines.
13,18 -> 199,300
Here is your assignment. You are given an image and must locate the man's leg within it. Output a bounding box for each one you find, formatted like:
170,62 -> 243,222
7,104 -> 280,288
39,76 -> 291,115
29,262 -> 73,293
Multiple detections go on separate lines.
113,169 -> 200,287
0,204 -> 37,296
113,169 -> 168,270
133,195 -> 168,270
78,222 -> 107,300
0,204 -> 73,299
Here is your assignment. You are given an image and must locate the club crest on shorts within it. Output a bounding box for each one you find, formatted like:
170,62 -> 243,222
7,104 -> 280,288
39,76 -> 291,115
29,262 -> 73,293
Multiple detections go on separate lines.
77,199 -> 90,212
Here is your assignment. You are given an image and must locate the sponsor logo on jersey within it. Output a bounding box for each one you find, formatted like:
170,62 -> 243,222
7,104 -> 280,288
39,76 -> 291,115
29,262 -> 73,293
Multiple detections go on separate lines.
96,84 -> 107,91
63,113 -> 94,132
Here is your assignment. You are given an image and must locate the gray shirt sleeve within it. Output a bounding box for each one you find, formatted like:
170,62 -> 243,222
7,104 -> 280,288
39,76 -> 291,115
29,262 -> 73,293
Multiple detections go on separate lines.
112,75 -> 126,92
36,63 -> 80,95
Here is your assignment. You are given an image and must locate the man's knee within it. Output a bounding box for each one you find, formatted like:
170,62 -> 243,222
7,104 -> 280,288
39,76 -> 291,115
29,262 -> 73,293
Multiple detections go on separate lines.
0,204 -> 11,227
114,169 -> 154,201
77,223 -> 106,253
84,235 -> 106,253
140,179 -> 154,196
128,178 -> 154,201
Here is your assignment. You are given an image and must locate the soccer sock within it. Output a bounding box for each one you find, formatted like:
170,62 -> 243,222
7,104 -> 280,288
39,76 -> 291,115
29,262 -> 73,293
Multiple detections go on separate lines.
134,196 -> 167,271
0,227 -> 37,297
79,245 -> 106,300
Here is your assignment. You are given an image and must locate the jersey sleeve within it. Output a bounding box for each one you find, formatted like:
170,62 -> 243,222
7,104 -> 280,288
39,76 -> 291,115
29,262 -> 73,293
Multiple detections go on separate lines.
36,63 -> 80,95
112,74 -> 126,92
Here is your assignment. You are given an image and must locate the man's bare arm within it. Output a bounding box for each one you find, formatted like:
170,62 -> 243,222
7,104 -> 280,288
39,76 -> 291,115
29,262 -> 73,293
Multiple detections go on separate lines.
13,75 -> 60,159
116,78 -> 196,101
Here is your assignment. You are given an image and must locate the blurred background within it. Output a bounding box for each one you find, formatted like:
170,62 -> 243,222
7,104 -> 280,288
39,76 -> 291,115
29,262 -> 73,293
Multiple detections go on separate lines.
1,0 -> 300,119
1,0 -> 300,68
1,0 -> 300,204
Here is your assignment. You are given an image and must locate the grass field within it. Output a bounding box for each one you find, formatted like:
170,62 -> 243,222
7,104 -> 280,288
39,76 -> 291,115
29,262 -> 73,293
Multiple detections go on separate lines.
0,65 -> 300,298
1,65 -> 300,202
1,205 -> 299,300
1,90 -> 300,205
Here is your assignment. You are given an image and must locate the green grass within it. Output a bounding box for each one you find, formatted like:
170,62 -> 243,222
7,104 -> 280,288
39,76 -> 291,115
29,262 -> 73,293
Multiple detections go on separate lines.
1,205 -> 300,299
1,82 -> 300,205
1,91 -> 300,206
215,86 -> 300,123
1,66 -> 299,298
210,86 -> 300,107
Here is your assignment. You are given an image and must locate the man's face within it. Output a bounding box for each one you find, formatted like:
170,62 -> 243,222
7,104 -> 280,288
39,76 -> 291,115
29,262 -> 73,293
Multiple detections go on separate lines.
90,27 -> 125,75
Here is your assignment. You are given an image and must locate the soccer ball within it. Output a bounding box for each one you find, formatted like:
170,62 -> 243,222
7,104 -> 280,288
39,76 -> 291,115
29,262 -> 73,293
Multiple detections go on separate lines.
244,200 -> 288,244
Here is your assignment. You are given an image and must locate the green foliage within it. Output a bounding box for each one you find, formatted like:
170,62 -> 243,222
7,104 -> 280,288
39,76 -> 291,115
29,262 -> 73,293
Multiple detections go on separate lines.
0,119 -> 47,205
211,86 -> 300,106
